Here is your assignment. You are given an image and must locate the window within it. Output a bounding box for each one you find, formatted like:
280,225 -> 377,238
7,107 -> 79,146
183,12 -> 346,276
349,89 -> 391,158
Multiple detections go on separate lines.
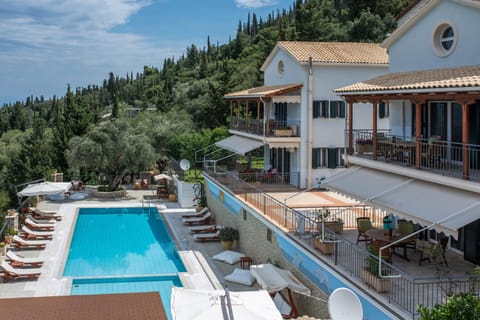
432,22 -> 457,57
313,100 -> 345,118
277,60 -> 284,77
312,147 -> 345,168
313,100 -> 329,118
378,102 -> 389,119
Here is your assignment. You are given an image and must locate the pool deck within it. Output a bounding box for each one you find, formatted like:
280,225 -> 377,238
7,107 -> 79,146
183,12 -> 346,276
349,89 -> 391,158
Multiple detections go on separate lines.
0,189 -> 254,299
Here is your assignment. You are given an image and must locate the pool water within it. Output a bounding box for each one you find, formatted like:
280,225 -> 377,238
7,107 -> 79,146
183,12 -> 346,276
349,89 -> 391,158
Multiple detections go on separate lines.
64,207 -> 185,319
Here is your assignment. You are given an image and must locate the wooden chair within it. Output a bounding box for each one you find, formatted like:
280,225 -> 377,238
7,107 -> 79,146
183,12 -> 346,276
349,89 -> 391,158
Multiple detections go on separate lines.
356,217 -> 373,246
421,136 -> 445,168
392,220 -> 416,261
417,238 -> 448,269
240,257 -> 253,270
371,240 -> 392,263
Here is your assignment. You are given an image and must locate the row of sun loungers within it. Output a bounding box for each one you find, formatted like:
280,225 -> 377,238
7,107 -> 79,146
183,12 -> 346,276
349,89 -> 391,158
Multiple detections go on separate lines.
0,207 -> 60,281
181,208 -> 222,242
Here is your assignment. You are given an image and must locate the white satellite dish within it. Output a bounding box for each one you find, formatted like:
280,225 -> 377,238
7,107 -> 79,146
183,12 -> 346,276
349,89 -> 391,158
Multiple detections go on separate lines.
179,159 -> 191,171
328,287 -> 363,320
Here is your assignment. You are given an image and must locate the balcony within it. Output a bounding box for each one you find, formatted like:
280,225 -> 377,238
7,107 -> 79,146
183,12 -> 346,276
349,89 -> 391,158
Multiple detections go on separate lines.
229,117 -> 301,138
204,169 -> 479,319
351,130 -> 480,183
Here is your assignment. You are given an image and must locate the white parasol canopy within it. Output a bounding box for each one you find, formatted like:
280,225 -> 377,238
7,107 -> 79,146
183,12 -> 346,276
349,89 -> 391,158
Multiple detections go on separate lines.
153,174 -> 172,182
250,263 -> 311,295
17,182 -> 72,197
171,287 -> 282,320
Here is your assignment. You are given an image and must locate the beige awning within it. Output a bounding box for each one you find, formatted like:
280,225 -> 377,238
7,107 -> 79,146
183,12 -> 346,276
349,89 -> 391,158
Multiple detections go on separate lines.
323,166 -> 480,239
215,135 -> 264,155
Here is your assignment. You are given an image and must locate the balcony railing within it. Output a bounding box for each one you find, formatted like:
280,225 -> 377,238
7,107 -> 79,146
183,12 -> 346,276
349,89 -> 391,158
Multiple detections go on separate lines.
352,130 -> 480,182
204,168 -> 480,319
230,117 -> 301,137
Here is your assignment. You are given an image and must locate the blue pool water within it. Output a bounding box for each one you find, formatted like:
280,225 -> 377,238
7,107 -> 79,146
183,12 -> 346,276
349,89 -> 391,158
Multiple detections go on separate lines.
64,207 -> 185,319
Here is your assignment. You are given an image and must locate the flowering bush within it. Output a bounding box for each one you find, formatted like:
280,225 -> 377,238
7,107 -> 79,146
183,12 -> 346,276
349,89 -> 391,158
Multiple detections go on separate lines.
355,137 -> 373,145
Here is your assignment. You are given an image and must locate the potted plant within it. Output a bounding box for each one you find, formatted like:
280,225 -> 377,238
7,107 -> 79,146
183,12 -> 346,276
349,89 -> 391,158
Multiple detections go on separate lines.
219,226 -> 239,250
168,179 -> 177,202
312,233 -> 336,255
317,209 -> 344,233
355,137 -> 373,155
194,195 -> 207,211
4,227 -> 17,244
360,244 -> 392,292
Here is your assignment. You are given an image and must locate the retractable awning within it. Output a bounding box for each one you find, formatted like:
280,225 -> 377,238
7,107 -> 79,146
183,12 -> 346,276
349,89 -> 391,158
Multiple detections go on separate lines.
215,135 -> 264,155
323,166 -> 480,239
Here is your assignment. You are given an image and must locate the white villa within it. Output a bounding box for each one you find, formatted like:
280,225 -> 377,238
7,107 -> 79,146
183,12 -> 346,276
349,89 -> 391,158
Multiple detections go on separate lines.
221,41 -> 389,188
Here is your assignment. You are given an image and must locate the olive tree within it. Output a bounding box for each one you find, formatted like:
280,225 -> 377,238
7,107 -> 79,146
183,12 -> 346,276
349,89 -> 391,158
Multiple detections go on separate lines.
67,118 -> 156,190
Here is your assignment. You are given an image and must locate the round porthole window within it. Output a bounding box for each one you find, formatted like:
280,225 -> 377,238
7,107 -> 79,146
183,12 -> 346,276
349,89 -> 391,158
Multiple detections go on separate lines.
432,22 -> 457,57
277,60 -> 284,77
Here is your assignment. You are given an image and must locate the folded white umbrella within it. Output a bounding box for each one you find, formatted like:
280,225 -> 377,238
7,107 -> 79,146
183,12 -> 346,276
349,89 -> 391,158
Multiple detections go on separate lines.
17,182 -> 71,196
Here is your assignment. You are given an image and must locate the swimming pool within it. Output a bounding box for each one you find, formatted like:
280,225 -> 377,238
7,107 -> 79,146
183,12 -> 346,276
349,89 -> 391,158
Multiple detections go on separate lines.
64,207 -> 185,319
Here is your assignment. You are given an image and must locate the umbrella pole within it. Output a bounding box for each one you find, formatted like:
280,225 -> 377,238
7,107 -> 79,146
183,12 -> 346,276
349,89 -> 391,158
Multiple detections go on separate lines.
224,286 -> 234,320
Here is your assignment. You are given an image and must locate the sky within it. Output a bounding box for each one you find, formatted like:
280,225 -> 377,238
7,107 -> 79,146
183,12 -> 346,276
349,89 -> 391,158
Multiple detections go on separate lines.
0,0 -> 293,105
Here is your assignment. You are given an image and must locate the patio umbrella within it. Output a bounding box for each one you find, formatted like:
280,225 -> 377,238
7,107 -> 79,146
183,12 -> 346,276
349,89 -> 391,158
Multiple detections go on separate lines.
17,182 -> 72,197
153,174 -> 172,182
171,287 -> 282,320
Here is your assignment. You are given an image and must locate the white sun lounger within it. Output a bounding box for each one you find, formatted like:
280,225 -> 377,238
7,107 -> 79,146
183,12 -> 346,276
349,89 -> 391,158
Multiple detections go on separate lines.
12,235 -> 49,249
1,260 -> 42,281
26,214 -> 56,225
32,208 -> 62,221
193,230 -> 220,242
20,226 -> 54,240
24,218 -> 55,230
182,211 -> 214,225
181,207 -> 209,218
188,224 -> 221,234
6,251 -> 44,267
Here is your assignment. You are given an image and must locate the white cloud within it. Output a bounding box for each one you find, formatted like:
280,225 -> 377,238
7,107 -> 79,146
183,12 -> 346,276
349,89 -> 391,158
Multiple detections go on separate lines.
235,0 -> 277,8
0,0 -> 182,102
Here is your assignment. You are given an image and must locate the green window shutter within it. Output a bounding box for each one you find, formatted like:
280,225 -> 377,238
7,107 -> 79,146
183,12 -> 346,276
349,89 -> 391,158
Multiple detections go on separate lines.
312,148 -> 319,168
313,101 -> 320,118
339,101 -> 346,118
379,102 -> 386,119
321,101 -> 328,118
327,147 -> 337,168
329,101 -> 338,118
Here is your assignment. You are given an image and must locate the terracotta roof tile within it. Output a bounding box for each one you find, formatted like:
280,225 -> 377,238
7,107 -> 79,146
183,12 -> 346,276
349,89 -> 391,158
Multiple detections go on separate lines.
335,65 -> 480,93
277,41 -> 388,65
0,292 -> 167,320
224,83 -> 303,98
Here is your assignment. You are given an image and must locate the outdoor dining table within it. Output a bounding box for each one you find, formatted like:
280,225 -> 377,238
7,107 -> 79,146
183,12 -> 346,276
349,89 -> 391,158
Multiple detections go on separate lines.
366,228 -> 411,261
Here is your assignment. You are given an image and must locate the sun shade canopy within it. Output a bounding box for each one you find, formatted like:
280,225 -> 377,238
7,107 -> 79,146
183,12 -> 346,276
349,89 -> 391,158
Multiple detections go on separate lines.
215,135 -> 264,156
323,166 -> 480,239
250,263 -> 311,295
171,287 -> 282,320
17,182 -> 72,197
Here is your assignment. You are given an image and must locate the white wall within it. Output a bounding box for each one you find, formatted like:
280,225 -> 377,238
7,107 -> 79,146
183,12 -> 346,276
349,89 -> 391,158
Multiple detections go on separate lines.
389,0 -> 480,72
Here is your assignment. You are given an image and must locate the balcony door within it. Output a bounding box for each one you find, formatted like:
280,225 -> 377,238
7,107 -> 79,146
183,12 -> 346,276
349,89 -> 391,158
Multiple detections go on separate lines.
274,103 -> 287,126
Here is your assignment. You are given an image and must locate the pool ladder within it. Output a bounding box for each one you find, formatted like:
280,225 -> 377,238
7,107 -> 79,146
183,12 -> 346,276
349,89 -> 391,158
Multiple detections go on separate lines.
141,195 -> 154,215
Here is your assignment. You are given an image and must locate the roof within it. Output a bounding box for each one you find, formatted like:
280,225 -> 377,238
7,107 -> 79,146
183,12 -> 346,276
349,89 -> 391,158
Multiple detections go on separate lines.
261,41 -> 388,71
334,65 -> 480,94
382,0 -> 480,48
224,83 -> 303,99
0,292 -> 168,320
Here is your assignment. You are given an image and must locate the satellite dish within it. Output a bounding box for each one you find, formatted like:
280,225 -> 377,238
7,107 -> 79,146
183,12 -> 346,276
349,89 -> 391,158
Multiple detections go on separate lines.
179,159 -> 191,171
328,288 -> 363,320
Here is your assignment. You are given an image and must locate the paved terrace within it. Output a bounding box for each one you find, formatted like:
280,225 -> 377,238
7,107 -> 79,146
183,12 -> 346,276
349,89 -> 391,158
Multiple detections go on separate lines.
0,188 -> 325,319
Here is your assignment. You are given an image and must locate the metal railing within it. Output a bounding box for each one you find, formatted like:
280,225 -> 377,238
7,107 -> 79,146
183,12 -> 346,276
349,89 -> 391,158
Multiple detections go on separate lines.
204,168 -> 480,319
230,117 -> 301,137
352,130 -> 480,182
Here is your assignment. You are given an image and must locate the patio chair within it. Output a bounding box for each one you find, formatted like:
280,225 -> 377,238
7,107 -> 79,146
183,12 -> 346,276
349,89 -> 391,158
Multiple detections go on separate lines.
6,250 -> 44,268
356,217 -> 373,246
21,225 -> 54,240
392,220 -> 416,259
371,240 -> 392,263
24,217 -> 55,231
1,260 -> 41,282
182,211 -> 214,225
192,230 -> 220,242
418,238 -> 448,269
182,207 -> 209,218
11,235 -> 48,250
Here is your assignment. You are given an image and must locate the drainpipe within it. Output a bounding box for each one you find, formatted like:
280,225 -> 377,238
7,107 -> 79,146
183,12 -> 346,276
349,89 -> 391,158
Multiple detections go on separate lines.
307,57 -> 313,188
